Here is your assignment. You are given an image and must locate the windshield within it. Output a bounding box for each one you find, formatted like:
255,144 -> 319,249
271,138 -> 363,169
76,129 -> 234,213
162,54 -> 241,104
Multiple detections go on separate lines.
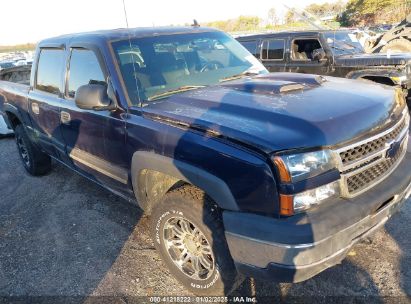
323,31 -> 364,56
111,31 -> 267,103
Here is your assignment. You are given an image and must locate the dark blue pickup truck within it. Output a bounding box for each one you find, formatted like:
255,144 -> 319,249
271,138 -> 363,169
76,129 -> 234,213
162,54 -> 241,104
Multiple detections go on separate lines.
0,26 -> 410,295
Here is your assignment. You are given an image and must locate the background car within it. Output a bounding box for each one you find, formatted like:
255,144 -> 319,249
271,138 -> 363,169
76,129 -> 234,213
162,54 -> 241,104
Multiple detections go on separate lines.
0,115 -> 13,136
0,61 -> 16,71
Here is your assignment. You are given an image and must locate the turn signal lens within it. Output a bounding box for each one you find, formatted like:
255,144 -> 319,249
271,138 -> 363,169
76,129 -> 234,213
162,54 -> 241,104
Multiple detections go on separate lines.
279,194 -> 294,216
273,157 -> 291,183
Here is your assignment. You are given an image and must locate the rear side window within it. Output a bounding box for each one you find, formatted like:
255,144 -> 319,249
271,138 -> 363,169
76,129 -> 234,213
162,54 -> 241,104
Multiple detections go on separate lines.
261,39 -> 285,60
240,40 -> 259,57
36,49 -> 65,95
67,49 -> 106,98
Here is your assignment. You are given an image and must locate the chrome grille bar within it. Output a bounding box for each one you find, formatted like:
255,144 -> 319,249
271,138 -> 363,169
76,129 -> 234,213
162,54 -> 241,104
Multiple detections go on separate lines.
334,109 -> 410,198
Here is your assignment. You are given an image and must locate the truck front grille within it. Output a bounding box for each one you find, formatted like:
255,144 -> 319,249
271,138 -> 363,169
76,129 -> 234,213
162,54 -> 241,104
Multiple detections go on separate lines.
335,110 -> 409,198
340,118 -> 406,166
346,141 -> 404,195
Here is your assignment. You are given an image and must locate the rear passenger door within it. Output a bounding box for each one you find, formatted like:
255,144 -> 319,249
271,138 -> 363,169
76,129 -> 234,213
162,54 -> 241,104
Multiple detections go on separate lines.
59,47 -> 128,190
28,48 -> 66,158
260,38 -> 287,72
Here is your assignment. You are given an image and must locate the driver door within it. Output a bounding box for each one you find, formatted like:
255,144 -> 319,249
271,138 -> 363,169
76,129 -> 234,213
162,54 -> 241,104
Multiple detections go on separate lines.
286,37 -> 329,75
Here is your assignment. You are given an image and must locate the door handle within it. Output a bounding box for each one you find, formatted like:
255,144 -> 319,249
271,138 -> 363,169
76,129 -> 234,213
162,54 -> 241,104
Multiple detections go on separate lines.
31,103 -> 40,115
60,111 -> 71,124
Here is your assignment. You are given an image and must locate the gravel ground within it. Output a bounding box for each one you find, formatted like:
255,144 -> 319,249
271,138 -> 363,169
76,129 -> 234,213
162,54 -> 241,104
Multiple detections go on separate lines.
0,135 -> 410,303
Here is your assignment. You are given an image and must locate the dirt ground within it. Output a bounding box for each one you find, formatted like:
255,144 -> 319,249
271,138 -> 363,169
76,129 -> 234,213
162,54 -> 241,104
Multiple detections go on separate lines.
0,135 -> 410,303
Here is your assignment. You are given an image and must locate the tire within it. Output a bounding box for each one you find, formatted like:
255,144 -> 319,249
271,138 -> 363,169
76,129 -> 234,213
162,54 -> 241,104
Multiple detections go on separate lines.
14,124 -> 51,176
381,38 -> 411,53
150,185 -> 243,296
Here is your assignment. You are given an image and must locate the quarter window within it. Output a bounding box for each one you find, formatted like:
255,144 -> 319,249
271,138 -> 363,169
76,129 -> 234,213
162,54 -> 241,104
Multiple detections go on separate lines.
36,49 -> 65,95
261,39 -> 285,60
67,49 -> 106,98
241,40 -> 259,57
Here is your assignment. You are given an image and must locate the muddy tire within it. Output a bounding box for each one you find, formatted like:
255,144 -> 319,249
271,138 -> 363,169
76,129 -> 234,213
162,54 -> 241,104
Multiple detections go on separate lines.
150,185 -> 243,296
381,38 -> 411,53
14,124 -> 51,176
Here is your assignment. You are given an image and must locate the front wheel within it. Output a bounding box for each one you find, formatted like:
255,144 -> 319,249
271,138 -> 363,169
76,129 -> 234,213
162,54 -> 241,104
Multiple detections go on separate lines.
150,186 -> 243,296
14,124 -> 51,176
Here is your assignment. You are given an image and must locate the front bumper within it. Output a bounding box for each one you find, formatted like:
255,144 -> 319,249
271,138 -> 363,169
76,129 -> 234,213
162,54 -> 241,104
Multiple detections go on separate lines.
223,152 -> 411,283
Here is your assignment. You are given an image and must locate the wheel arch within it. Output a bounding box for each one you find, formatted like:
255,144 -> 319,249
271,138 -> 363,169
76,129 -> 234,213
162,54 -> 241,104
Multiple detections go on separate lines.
346,71 -> 396,86
360,75 -> 395,86
3,104 -> 23,130
131,151 -> 239,214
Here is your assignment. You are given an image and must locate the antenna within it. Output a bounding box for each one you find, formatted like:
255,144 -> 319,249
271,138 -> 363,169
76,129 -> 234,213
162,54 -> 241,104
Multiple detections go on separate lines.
122,0 -> 142,106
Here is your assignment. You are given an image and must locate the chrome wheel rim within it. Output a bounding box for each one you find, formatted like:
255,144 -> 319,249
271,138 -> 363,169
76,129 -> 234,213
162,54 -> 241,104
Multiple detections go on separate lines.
163,217 -> 214,280
16,135 -> 30,167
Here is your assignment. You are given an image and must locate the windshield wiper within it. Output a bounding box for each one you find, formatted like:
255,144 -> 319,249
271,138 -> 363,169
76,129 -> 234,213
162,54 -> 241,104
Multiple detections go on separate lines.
147,85 -> 206,101
219,70 -> 260,83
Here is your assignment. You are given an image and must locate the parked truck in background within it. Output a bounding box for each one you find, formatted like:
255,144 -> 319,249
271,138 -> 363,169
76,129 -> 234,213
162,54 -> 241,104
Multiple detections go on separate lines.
0,26 -> 410,295
364,14 -> 411,53
237,30 -> 411,108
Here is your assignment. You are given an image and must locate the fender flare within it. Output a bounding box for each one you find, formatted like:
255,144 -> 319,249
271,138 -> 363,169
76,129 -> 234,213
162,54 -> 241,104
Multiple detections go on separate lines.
3,103 -> 23,129
131,151 -> 239,212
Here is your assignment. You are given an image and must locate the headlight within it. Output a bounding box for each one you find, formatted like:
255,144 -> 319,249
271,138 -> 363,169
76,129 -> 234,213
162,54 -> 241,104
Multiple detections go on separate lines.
293,181 -> 340,212
273,150 -> 340,216
273,150 -> 336,183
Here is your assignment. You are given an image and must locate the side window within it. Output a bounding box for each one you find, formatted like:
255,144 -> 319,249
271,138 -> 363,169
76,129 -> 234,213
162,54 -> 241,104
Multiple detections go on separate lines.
67,49 -> 106,98
261,39 -> 285,60
241,40 -> 258,57
36,49 -> 65,95
291,39 -> 322,61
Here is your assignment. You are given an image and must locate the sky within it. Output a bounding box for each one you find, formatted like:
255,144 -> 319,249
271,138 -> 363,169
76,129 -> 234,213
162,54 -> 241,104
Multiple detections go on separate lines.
0,0 -> 332,45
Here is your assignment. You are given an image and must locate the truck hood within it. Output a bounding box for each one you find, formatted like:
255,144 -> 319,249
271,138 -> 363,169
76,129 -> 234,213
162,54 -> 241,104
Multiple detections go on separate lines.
140,73 -> 401,154
335,52 -> 411,67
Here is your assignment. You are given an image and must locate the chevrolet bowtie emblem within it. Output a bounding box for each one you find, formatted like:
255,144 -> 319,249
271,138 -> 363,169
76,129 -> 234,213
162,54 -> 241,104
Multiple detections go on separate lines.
385,139 -> 402,159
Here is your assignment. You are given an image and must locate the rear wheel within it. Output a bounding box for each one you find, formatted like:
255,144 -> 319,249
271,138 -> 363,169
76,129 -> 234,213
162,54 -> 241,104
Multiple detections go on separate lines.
381,38 -> 411,53
14,124 -> 51,176
151,185 -> 243,296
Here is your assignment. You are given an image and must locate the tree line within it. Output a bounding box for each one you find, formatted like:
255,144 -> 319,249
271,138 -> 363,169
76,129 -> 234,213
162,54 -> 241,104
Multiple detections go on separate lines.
0,43 -> 36,53
204,0 -> 411,33
339,0 -> 411,26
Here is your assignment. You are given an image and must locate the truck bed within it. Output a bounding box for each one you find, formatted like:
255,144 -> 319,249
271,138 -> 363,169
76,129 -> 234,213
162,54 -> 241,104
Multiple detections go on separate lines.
0,65 -> 31,85
0,80 -> 30,134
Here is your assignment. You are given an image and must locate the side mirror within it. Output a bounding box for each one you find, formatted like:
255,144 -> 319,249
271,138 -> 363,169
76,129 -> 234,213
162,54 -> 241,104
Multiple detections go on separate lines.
312,48 -> 326,62
75,84 -> 115,111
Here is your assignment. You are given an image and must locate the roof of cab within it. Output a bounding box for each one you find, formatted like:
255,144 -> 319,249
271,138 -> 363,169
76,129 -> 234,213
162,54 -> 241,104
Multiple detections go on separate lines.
236,29 -> 350,40
38,26 -> 221,48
